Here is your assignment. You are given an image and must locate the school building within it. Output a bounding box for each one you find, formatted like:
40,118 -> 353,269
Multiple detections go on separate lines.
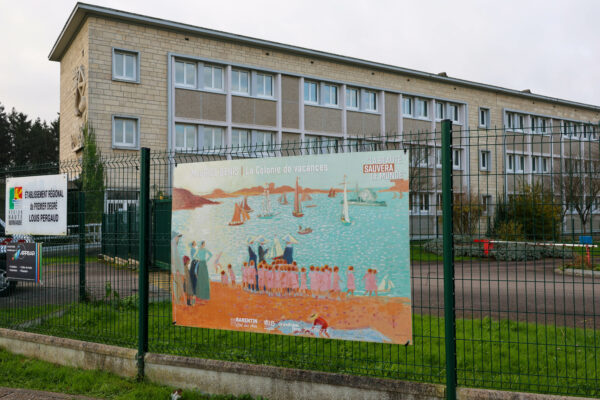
49,3 -> 600,236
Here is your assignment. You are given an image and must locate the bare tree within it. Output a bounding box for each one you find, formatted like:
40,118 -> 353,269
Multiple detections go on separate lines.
553,158 -> 600,235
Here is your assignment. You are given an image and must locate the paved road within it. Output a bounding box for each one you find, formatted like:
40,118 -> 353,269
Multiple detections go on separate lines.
412,259 -> 600,328
2,259 -> 600,329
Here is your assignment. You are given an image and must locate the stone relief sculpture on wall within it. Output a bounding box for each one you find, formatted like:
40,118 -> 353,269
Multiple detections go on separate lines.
71,64 -> 87,151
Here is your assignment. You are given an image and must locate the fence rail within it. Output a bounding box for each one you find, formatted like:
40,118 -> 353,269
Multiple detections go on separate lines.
1,124 -> 600,399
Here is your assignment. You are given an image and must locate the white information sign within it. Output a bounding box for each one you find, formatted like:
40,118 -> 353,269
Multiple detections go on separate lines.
5,174 -> 68,236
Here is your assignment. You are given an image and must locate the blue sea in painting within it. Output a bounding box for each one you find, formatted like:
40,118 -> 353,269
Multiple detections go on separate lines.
172,190 -> 411,299
269,319 -> 392,342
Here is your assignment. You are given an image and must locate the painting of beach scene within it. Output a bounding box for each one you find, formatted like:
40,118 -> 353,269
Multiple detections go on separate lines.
171,151 -> 411,344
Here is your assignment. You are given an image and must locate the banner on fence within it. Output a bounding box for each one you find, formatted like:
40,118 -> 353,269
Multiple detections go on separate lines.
171,151 -> 411,344
5,174 -> 68,236
6,242 -> 42,282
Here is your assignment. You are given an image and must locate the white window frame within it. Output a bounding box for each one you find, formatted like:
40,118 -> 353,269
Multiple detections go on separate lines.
541,157 -> 549,173
364,90 -> 377,112
416,99 -> 429,119
255,72 -> 274,98
506,112 -> 514,130
174,124 -> 197,151
112,48 -> 139,83
410,147 -> 429,167
199,126 -> 224,152
435,102 -> 445,121
174,60 -> 197,88
346,87 -> 359,109
202,64 -> 224,91
402,97 -> 413,117
410,192 -> 430,215
435,148 -> 442,168
479,108 -> 490,128
304,81 -> 319,104
514,114 -> 524,132
506,154 -> 514,173
231,69 -> 250,95
562,121 -> 575,138
449,104 -> 460,123
112,115 -> 140,150
480,150 -> 491,171
515,155 -> 525,173
452,148 -> 462,170
322,83 -> 339,106
481,195 -> 493,215
252,130 -> 276,153
231,128 -> 251,152
531,156 -> 539,173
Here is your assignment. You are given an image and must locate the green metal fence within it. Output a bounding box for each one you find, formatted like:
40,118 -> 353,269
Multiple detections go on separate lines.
1,122 -> 600,399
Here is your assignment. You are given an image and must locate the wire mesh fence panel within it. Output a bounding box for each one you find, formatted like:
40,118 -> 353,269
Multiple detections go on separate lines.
0,125 -> 599,397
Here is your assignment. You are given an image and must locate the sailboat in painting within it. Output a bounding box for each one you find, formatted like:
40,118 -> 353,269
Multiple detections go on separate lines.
327,188 -> 336,198
229,202 -> 250,226
278,193 -> 289,205
300,192 -> 313,202
267,236 -> 284,259
377,275 -> 395,293
257,186 -> 276,219
340,175 -> 352,226
292,177 -> 304,217
241,196 -> 252,212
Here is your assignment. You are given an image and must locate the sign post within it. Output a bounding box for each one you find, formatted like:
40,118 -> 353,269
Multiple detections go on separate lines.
6,243 -> 42,282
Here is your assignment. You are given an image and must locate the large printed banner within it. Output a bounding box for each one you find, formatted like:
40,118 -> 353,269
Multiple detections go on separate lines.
171,151 -> 411,344
5,174 -> 68,236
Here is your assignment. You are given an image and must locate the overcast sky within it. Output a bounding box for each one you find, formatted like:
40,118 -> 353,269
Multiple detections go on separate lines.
1,0 -> 599,122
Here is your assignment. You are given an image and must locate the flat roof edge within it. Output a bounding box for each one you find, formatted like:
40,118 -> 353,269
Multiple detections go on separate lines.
49,3 -> 600,113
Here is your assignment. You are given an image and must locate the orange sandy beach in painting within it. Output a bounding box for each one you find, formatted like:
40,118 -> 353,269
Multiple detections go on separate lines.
173,281 -> 412,344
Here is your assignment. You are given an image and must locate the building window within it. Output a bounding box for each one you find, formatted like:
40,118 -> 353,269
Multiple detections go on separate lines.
410,147 -> 429,167
482,195 -> 492,215
562,121 -> 575,138
533,117 -> 548,134
410,193 -> 430,214
174,124 -> 197,151
305,135 -> 339,154
541,157 -> 549,173
231,69 -> 250,94
203,65 -> 223,90
113,49 -> 138,82
435,102 -> 445,120
364,90 -> 377,111
507,154 -> 514,172
175,60 -> 196,88
532,156 -> 539,173
323,84 -> 338,106
449,104 -> 460,123
480,150 -> 491,171
479,108 -> 490,128
304,81 -> 318,104
346,87 -> 359,109
416,99 -> 428,119
402,97 -> 413,116
112,116 -> 139,149
201,126 -> 224,151
347,138 -> 378,152
435,148 -> 442,168
506,112 -> 514,130
232,129 -> 251,150
452,148 -> 462,170
256,73 -> 273,97
254,131 -> 275,151
508,154 -> 525,173
514,114 -> 524,131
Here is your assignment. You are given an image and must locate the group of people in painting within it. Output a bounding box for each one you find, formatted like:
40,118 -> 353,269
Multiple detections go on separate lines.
171,233 -> 213,305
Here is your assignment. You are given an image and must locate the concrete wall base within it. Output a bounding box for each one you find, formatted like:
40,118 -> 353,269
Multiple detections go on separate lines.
0,329 -> 594,400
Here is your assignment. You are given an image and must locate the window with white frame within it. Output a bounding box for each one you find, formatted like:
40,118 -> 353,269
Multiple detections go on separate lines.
480,150 -> 491,171
479,108 -> 490,128
514,114 -> 524,131
231,129 -> 251,149
562,121 -> 575,138
449,104 -> 460,123
506,112 -> 514,130
175,60 -> 196,88
364,90 -> 377,111
410,193 -> 430,214
416,99 -> 428,119
174,124 -> 197,151
256,73 -> 273,97
347,138 -> 378,152
346,87 -> 359,109
323,84 -> 338,106
508,154 -> 525,172
482,195 -> 492,215
541,157 -> 549,173
113,49 -> 138,82
436,193 -> 443,211
402,97 -> 413,116
113,116 -> 138,149
254,131 -> 275,151
533,117 -> 548,134
203,65 -> 223,90
304,81 -> 318,103
506,154 -> 514,172
231,69 -> 250,94
582,124 -> 597,140
410,147 -> 429,167
452,148 -> 462,170
435,102 -> 445,120
532,156 -> 539,173
201,126 -> 224,151
305,135 -> 339,154
435,148 -> 442,168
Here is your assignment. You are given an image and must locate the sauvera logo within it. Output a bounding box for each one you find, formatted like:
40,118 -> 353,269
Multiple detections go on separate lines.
9,186 -> 23,210
362,163 -> 395,174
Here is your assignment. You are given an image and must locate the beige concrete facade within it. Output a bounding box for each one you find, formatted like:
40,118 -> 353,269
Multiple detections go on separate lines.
51,4 -> 600,235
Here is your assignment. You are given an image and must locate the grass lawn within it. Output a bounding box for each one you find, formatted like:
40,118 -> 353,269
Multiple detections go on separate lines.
410,242 -> 480,262
3,300 -> 595,398
0,348 -> 261,400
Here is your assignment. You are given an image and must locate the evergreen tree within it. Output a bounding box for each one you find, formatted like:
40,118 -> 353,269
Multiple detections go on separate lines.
81,124 -> 105,223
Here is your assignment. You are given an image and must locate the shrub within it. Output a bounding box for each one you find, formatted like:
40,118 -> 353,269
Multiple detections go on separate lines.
495,220 -> 524,241
452,192 -> 485,236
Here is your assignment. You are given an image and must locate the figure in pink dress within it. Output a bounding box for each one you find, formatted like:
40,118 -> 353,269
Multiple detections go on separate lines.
273,265 -> 281,296
331,266 -> 341,298
363,268 -> 372,296
257,264 -> 265,292
308,266 -> 316,297
300,267 -> 308,295
227,264 -> 236,286
346,266 -> 355,295
291,265 -> 300,295
323,266 -> 331,298
242,262 -> 248,290
372,269 -> 379,296
220,270 -> 229,285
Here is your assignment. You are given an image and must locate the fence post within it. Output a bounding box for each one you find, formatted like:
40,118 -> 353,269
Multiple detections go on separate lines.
441,119 -> 457,400
78,192 -> 86,302
137,147 -> 150,379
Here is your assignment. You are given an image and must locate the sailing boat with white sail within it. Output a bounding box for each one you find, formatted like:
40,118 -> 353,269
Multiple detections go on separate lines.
340,175 -> 352,225
267,236 -> 284,259
258,185 -> 277,219
377,275 -> 395,293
